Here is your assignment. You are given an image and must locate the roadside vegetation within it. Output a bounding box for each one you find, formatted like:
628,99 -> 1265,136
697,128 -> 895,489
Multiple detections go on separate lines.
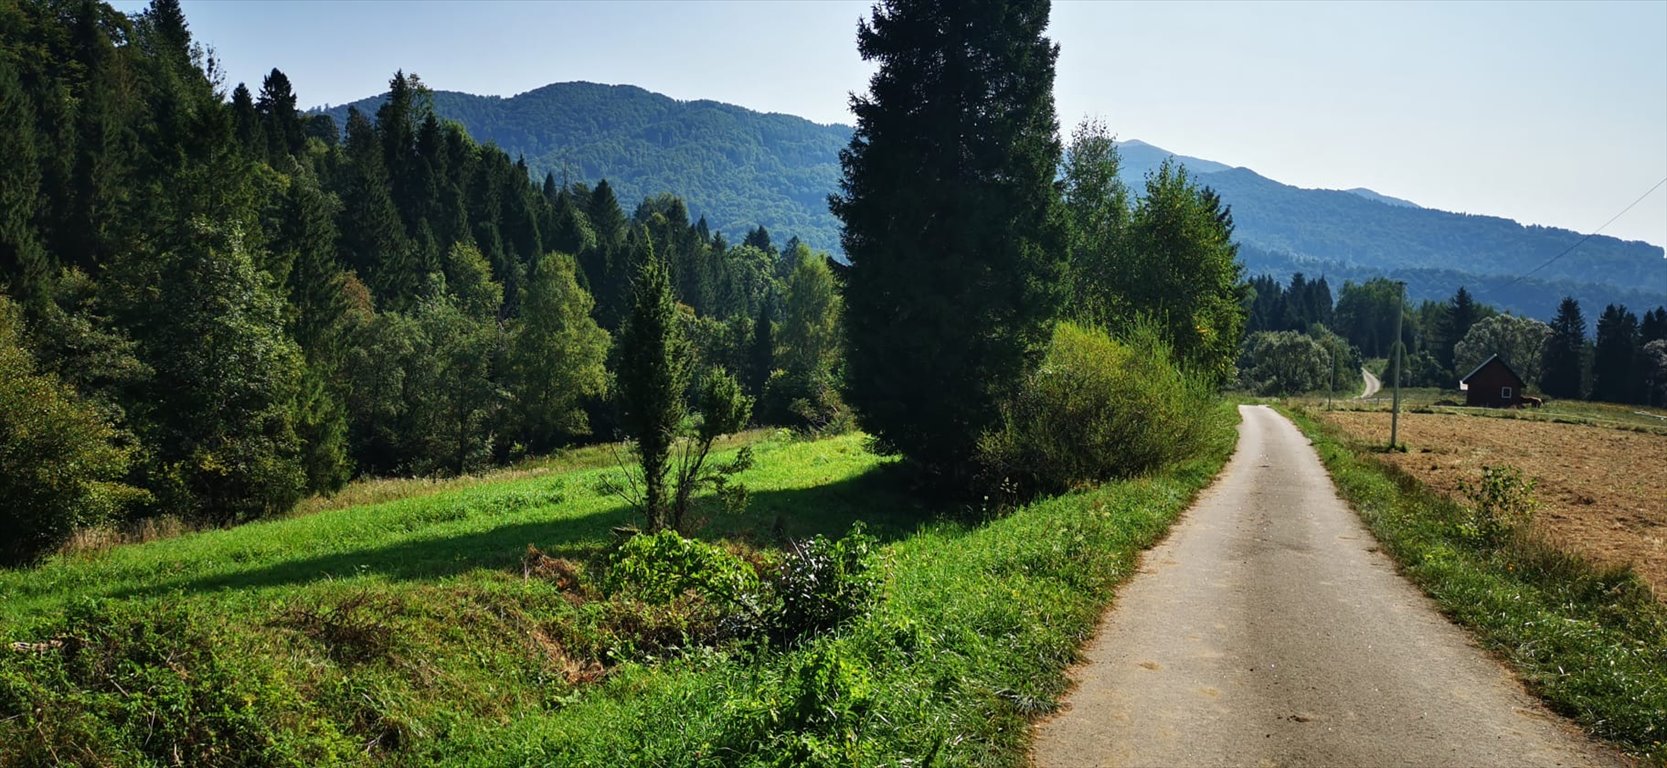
1,409 -> 1237,765
1285,407 -> 1667,762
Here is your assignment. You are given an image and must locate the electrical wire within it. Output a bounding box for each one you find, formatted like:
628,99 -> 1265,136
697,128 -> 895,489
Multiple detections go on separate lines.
1512,175 -> 1667,284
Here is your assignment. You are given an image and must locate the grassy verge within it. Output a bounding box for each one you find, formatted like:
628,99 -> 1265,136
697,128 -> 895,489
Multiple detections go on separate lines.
1284,406 -> 1667,763
1,406 -> 1238,766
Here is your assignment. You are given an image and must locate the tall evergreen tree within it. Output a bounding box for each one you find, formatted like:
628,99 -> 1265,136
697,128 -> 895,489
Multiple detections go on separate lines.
831,0 -> 1067,481
256,68 -> 304,160
1439,286 -> 1480,374
1591,304 -> 1639,404
617,237 -> 688,530
0,57 -> 53,304
748,296 -> 774,401
1641,306 -> 1667,345
1539,297 -> 1586,399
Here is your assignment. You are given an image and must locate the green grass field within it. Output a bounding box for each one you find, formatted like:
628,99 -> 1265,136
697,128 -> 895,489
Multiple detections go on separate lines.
1,409 -> 1239,766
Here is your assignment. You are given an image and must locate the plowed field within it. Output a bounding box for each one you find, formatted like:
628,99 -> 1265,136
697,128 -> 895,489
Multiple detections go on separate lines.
1322,410 -> 1667,598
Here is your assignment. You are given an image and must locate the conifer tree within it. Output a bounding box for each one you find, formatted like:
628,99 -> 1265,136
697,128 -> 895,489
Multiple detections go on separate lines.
340,108 -> 416,306
0,57 -> 53,304
256,68 -> 304,160
1539,297 -> 1586,399
1592,304 -> 1639,404
1641,306 -> 1667,345
1439,287 -> 1480,374
831,0 -> 1068,481
749,297 -> 775,401
617,236 -> 688,530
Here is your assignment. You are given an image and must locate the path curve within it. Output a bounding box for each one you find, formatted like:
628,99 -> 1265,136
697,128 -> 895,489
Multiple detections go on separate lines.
1031,405 -> 1624,768
1358,367 -> 1381,399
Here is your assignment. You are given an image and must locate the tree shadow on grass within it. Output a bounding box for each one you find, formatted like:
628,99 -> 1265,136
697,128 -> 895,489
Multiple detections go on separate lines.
115,461 -> 938,601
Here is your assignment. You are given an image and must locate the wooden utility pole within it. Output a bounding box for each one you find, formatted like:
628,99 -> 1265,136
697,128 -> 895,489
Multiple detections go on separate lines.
1389,281 -> 1405,450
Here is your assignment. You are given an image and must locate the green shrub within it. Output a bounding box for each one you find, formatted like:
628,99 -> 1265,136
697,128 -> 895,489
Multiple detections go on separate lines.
979,321 -> 1218,495
1457,464 -> 1537,546
766,525 -> 883,643
0,298 -> 145,566
601,530 -> 761,607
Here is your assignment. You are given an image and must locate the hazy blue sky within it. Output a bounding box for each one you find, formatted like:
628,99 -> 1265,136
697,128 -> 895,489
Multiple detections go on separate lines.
121,0 -> 1667,250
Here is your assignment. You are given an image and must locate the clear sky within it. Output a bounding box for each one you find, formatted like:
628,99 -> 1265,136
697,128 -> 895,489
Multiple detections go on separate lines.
123,0 -> 1667,249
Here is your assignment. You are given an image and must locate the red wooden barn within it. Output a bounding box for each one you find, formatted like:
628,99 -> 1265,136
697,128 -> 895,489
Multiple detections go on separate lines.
1458,354 -> 1526,408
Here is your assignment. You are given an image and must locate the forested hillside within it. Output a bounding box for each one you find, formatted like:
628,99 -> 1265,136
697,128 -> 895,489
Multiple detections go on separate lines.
1114,141 -> 1666,319
320,84 -> 850,254
0,0 -> 840,564
321,80 -> 1664,321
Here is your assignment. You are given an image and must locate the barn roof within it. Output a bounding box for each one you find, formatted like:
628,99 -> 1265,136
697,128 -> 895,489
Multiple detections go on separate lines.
1458,354 -> 1525,385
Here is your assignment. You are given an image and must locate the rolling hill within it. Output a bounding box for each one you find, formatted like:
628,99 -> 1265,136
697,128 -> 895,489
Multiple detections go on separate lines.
316,83 -> 1665,319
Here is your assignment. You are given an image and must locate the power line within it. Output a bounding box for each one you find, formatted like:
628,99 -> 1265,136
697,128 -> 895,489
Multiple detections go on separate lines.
1512,175 -> 1667,284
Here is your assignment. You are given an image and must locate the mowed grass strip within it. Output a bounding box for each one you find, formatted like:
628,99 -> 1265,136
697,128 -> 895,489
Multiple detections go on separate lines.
0,406 -> 1238,766
1285,407 -> 1667,763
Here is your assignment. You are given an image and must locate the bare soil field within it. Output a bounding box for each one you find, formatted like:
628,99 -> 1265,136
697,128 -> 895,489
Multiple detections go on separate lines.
1322,410 -> 1667,598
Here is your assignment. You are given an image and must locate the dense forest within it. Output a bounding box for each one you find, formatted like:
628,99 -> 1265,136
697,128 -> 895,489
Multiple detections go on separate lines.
0,0 -> 843,563
321,84 -> 850,255
319,83 -> 1666,324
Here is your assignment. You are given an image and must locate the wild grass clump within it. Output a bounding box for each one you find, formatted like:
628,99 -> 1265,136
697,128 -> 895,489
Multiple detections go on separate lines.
979,321 -> 1220,495
1289,407 -> 1667,761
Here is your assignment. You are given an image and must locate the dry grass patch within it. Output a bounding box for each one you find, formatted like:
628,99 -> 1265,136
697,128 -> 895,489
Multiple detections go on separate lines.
1322,409 -> 1667,598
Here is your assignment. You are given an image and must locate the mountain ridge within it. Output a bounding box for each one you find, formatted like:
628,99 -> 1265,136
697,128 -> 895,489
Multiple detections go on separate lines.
314,82 -> 1665,319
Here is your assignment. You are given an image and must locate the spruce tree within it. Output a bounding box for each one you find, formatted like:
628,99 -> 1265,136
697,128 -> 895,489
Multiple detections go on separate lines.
831,0 -> 1067,481
1641,306 -> 1667,345
256,68 -> 305,160
1440,287 -> 1479,374
1592,304 -> 1639,404
1539,297 -> 1586,399
749,297 -> 774,401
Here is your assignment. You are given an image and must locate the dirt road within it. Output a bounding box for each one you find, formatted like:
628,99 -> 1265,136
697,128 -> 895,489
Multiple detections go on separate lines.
1358,367 -> 1381,399
1031,405 -> 1623,768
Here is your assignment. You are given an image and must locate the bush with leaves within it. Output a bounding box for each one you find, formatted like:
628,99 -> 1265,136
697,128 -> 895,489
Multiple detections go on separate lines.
1458,465 -> 1537,546
766,525 -> 883,644
979,321 -> 1217,496
601,530 -> 761,607
1240,330 -> 1330,395
0,298 -> 145,565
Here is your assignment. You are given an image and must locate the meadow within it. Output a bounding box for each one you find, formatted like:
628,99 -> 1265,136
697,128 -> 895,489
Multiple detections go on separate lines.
1,409 -> 1238,766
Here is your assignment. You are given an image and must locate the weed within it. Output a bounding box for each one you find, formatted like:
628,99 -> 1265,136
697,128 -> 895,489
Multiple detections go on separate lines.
1457,465 -> 1537,546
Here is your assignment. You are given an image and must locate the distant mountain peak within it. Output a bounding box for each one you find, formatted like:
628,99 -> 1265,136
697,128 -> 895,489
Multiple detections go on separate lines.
1341,187 -> 1420,209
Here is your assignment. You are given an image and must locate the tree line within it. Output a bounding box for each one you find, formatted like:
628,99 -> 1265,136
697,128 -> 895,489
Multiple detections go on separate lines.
0,0 -> 843,563
1240,270 -> 1667,404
